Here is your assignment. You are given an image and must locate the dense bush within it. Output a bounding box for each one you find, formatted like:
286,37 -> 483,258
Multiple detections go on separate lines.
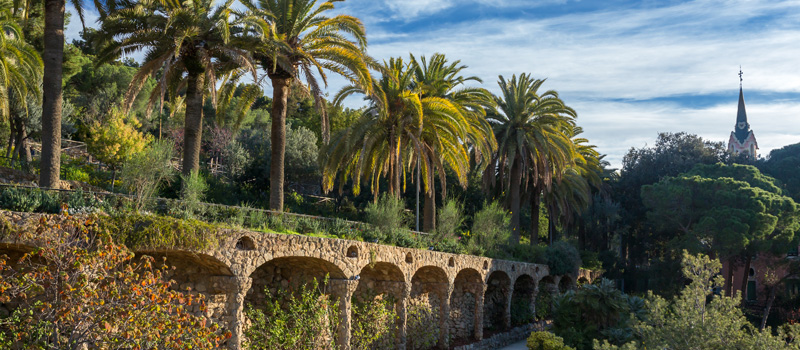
511,297 -> 536,326
351,294 -> 398,350
467,201 -> 510,256
0,213 -> 227,349
365,194 -> 410,232
406,303 -> 439,350
95,213 -> 220,251
436,199 -> 463,238
120,139 -> 175,209
528,331 -> 575,350
545,241 -> 581,276
244,277 -> 339,350
0,187 -> 60,213
552,279 -> 645,350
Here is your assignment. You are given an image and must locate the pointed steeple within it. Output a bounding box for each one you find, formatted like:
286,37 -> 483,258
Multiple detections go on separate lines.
734,68 -> 750,144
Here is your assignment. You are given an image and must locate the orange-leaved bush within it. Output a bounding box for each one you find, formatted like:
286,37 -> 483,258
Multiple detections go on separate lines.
0,210 -> 229,349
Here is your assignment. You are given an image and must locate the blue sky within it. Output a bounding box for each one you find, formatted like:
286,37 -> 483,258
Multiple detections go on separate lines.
66,0 -> 800,168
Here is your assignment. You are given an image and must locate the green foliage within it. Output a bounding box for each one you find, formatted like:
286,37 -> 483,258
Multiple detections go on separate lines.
511,297 -> 536,326
759,142 -> 800,202
597,251 -> 800,350
535,288 -> 553,320
351,294 -> 397,350
527,331 -> 575,350
580,251 -> 602,270
0,186 -> 43,212
545,241 -> 581,276
406,303 -> 439,350
0,213 -> 227,349
244,277 -> 339,350
120,139 -> 175,210
86,108 -> 150,170
179,170 -> 208,218
467,201 -> 510,256
552,279 -> 645,350
94,213 -> 220,251
365,194 -> 409,232
436,199 -> 463,238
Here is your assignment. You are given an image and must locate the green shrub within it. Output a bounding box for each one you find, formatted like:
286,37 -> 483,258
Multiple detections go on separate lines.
386,228 -> 423,248
351,294 -> 398,350
552,279 -> 644,350
406,303 -> 438,350
180,170 -> 207,218
436,199 -> 463,238
0,187 -> 42,212
120,139 -> 175,210
507,243 -> 547,264
95,213 -> 219,251
365,194 -> 409,232
468,201 -> 510,256
511,297 -> 535,326
580,250 -> 602,270
535,288 -> 553,320
545,241 -> 581,276
527,331 -> 574,350
244,277 -> 338,350
431,236 -> 466,254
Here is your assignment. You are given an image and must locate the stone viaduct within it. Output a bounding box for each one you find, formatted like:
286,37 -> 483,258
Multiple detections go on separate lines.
0,211 -> 599,350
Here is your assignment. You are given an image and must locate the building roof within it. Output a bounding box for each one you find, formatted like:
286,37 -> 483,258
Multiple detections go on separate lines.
734,87 -> 751,144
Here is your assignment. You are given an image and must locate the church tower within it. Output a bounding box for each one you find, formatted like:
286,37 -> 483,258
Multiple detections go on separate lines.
728,68 -> 758,158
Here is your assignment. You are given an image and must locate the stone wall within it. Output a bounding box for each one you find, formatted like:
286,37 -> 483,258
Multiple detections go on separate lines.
0,211 -> 599,350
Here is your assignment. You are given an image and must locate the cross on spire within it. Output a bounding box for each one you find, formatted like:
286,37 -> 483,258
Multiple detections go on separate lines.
739,66 -> 744,87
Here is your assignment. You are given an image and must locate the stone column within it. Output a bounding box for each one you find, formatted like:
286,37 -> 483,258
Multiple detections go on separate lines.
396,282 -> 411,350
330,279 -> 358,350
474,284 -> 486,341
226,276 -> 252,350
437,283 -> 453,349
504,284 -> 514,329
530,285 -> 539,324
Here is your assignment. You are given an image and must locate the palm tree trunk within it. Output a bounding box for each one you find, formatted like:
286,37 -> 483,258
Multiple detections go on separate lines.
509,157 -> 522,244
269,76 -> 291,211
39,0 -> 65,189
423,161 -> 436,232
530,189 -> 541,246
182,71 -> 205,177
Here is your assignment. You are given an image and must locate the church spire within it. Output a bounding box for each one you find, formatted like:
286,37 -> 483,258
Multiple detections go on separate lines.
735,67 -> 750,144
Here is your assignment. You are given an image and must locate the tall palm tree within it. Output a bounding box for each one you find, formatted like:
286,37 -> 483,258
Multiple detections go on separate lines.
98,0 -> 257,176
322,57 -> 424,200
1,3 -> 42,163
486,74 -> 577,244
243,0 -> 373,211
410,53 -> 495,232
1,4 -> 41,119
542,138 -> 602,243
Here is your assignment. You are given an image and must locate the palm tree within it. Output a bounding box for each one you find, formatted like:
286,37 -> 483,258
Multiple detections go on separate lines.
486,74 -> 577,244
242,0 -> 373,211
1,4 -> 41,118
322,57 -> 424,200
1,3 -> 42,163
542,126 -> 604,244
410,53 -> 495,232
98,0 -> 257,176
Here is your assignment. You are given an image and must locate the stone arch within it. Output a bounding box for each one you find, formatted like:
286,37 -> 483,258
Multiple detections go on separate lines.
559,275 -> 575,293
511,274 -> 536,326
449,268 -> 483,343
0,243 -> 37,268
352,262 -> 405,348
483,270 -> 511,332
245,256 -> 346,348
409,266 -> 449,349
133,250 -> 234,326
246,256 -> 346,309
578,277 -> 589,286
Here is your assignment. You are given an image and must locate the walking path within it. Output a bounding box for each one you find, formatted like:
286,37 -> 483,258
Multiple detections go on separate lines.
499,340 -> 527,350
